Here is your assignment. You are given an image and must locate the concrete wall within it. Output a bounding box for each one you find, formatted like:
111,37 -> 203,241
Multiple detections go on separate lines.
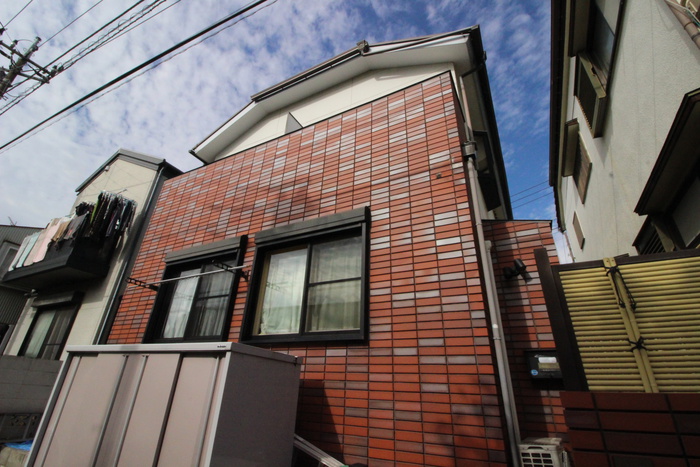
560,1 -> 700,261
0,355 -> 60,414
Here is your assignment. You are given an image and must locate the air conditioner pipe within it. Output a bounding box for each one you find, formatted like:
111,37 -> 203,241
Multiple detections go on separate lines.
463,144 -> 522,466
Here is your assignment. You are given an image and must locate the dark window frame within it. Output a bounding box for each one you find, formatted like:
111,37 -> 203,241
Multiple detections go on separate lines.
144,236 -> 247,344
241,208 -> 370,345
19,291 -> 82,360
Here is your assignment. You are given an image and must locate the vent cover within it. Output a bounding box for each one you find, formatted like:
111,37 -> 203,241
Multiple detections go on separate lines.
520,443 -> 566,467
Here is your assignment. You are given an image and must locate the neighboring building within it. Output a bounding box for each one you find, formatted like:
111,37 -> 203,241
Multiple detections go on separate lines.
107,29 -> 566,466
0,149 -> 180,442
0,225 -> 41,351
2,149 -> 181,359
550,0 -> 700,261
545,2 -> 700,465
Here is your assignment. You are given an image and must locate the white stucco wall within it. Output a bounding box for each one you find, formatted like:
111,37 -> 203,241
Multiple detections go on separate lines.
560,1 -> 700,261
217,64 -> 456,160
6,158 -> 158,358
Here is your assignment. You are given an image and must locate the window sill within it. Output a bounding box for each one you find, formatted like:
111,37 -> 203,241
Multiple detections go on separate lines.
240,330 -> 365,346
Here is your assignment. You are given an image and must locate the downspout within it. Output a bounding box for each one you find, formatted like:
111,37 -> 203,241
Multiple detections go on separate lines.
94,165 -> 167,344
462,144 -> 522,466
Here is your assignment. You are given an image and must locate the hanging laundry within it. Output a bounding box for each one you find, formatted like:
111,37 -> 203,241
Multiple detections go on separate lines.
8,192 -> 136,270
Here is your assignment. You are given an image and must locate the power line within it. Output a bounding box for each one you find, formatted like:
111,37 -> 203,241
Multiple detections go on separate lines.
46,1 -> 148,68
44,0 -> 107,45
511,185 -> 550,204
0,0 -> 274,153
510,180 -> 548,197
4,0 -> 34,28
512,191 -> 553,210
0,0 -> 169,117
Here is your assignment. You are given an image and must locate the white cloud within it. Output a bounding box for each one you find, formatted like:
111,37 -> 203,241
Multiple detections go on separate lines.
0,0 -> 553,226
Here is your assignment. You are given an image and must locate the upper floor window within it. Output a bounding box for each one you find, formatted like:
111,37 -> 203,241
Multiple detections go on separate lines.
144,237 -> 246,343
242,208 -> 369,344
570,0 -> 623,137
587,3 -> 615,85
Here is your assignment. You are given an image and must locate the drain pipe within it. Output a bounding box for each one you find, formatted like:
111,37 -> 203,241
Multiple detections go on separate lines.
462,143 -> 522,466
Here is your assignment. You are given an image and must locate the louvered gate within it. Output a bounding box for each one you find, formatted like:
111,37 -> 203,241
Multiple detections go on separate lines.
536,249 -> 700,393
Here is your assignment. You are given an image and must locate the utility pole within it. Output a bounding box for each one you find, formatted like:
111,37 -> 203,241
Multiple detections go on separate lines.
0,32 -> 59,99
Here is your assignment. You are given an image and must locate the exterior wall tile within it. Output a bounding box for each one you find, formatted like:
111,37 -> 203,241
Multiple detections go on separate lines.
109,73 -> 555,466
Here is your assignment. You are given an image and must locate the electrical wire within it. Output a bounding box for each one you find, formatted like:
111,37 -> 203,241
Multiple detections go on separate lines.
511,191 -> 553,210
510,185 -> 551,204
55,0 -> 169,72
0,0 -> 275,154
44,0 -> 107,45
510,180 -> 548,197
0,0 -> 168,116
4,0 -> 34,28
46,0 -> 147,68
96,0 -> 184,51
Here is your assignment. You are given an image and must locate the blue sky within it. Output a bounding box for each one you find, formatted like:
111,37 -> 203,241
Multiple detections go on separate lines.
0,0 -> 555,233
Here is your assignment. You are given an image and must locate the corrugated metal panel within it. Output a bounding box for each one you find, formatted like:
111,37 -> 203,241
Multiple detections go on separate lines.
620,256 -> 700,392
0,225 -> 41,246
0,289 -> 28,323
559,267 -> 647,392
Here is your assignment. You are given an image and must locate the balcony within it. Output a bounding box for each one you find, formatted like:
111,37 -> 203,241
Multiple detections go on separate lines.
1,236 -> 118,290
1,192 -> 135,291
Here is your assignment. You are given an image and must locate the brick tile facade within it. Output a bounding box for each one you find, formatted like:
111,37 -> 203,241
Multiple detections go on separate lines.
110,72 -> 558,466
562,391 -> 700,466
483,220 -> 567,441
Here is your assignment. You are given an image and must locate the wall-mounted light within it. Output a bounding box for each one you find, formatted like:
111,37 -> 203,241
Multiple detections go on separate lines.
503,259 -> 527,280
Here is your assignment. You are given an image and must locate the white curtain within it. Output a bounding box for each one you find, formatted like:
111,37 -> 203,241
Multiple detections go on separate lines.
306,236 -> 362,332
257,247 -> 307,335
190,265 -> 232,337
162,269 -> 198,338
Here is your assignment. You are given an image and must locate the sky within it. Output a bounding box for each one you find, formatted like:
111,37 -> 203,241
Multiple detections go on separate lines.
0,0 -> 564,256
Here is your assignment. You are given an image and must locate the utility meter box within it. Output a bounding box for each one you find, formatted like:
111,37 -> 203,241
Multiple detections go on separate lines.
27,342 -> 301,467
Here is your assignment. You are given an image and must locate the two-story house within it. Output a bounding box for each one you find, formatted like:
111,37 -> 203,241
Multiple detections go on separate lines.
103,28 -> 567,466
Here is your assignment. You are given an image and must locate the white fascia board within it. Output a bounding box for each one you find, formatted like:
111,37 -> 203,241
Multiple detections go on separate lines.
192,35 -> 474,164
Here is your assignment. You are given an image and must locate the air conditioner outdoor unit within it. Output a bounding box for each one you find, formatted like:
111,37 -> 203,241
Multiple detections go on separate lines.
519,438 -> 569,467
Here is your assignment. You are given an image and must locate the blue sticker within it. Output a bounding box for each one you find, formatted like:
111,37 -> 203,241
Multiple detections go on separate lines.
531,369 -> 539,376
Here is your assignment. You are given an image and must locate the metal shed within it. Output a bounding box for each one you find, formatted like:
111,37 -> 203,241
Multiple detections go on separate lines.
27,342 -> 301,467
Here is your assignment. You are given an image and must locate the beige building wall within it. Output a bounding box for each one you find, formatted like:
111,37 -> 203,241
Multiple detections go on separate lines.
6,158 -> 158,358
216,64 -> 456,160
559,1 -> 700,261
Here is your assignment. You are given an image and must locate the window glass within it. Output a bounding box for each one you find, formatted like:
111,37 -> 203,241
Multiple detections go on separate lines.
589,4 -> 614,81
256,247 -> 307,335
152,255 -> 238,342
22,306 -> 74,360
573,136 -> 592,202
306,280 -> 361,332
191,297 -> 228,337
0,244 -> 18,278
250,232 -> 364,340
161,269 -> 198,339
310,236 -> 362,282
23,312 -> 53,358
